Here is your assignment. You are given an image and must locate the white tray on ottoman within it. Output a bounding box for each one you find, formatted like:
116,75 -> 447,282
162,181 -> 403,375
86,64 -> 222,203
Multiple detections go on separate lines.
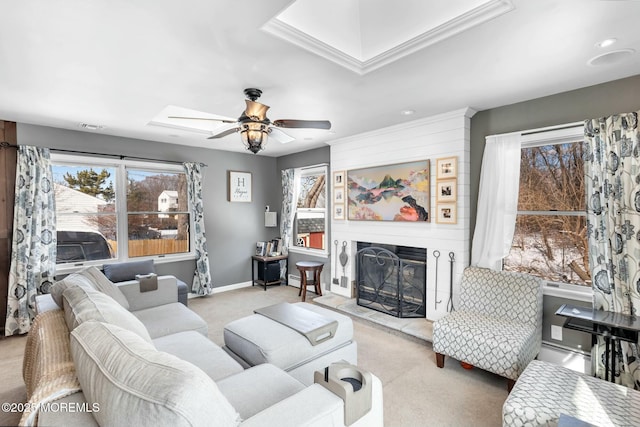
223,302 -> 357,385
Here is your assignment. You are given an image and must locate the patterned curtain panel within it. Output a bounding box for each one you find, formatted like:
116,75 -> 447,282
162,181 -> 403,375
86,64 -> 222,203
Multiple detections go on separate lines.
6,146 -> 56,336
279,168 -> 296,279
184,162 -> 212,296
584,111 -> 640,388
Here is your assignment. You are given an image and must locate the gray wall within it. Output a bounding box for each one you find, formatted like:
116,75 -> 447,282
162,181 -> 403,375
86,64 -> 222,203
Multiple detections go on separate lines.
276,146 -> 332,288
17,124 -> 281,288
470,73 -> 640,351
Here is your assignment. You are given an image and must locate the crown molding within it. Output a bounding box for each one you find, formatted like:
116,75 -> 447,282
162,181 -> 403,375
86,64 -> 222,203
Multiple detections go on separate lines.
327,107 -> 476,146
263,0 -> 514,75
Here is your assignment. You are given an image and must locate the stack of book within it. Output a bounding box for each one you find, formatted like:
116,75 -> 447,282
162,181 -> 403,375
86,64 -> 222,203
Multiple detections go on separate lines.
256,238 -> 283,257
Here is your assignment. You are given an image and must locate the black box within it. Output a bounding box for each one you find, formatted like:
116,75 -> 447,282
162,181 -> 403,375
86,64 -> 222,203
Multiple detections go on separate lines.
257,261 -> 280,282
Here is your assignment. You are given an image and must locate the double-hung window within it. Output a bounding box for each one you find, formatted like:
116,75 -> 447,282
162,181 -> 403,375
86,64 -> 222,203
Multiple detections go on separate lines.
503,126 -> 589,288
52,154 -> 192,270
290,164 -> 328,255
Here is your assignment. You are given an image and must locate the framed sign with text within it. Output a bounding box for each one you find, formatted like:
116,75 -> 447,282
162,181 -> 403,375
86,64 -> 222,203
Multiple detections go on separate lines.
228,170 -> 252,202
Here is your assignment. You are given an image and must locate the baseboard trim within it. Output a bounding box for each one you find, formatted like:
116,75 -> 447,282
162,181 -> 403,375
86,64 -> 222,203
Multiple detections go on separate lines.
187,281 -> 253,298
211,281 -> 253,294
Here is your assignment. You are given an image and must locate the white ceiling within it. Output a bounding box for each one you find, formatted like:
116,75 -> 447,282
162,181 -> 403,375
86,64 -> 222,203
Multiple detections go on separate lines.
0,0 -> 639,157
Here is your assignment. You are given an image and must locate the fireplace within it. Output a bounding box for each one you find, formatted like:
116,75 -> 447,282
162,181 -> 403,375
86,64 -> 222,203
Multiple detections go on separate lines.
355,242 -> 426,318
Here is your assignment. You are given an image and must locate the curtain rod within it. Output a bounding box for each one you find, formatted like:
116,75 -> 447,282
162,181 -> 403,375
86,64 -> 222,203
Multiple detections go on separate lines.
1,142 -> 207,167
521,122 -> 584,136
487,121 -> 584,139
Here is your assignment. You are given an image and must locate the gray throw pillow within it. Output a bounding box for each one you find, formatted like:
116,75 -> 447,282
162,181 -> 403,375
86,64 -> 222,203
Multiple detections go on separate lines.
103,260 -> 156,283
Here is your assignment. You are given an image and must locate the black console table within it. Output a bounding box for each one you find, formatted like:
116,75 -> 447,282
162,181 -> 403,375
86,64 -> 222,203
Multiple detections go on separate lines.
556,303 -> 640,382
251,254 -> 288,291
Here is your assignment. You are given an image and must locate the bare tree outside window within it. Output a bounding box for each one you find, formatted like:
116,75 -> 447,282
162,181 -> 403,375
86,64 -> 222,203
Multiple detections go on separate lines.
504,141 -> 590,286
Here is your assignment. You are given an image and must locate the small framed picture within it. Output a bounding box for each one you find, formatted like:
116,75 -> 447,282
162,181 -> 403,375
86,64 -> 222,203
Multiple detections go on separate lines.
436,203 -> 457,224
255,241 -> 266,256
333,170 -> 345,187
436,179 -> 457,203
228,171 -> 252,202
436,157 -> 457,180
333,204 -> 345,220
334,187 -> 345,203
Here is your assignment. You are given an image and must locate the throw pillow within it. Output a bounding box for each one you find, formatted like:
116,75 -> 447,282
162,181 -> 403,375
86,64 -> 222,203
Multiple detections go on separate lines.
62,285 -> 152,343
50,273 -> 95,309
76,266 -> 130,310
103,260 -> 156,283
70,321 -> 240,427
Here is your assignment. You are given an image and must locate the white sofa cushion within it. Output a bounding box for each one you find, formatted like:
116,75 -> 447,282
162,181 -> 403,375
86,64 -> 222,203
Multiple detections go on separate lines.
70,321 -> 240,427
133,302 -> 208,338
217,364 -> 305,420
153,331 -> 244,381
50,266 -> 130,310
76,266 -> 130,309
50,273 -> 94,309
62,285 -> 152,343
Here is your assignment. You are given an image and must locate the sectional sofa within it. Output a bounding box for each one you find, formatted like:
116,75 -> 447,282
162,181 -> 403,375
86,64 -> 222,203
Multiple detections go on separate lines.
22,266 -> 383,426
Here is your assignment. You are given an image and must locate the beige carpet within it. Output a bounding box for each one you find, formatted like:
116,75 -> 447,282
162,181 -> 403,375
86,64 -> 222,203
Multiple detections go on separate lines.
0,285 -> 508,426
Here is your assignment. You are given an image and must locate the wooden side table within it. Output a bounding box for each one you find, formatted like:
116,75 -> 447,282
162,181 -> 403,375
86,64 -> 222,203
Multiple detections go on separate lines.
296,261 -> 324,302
251,254 -> 288,291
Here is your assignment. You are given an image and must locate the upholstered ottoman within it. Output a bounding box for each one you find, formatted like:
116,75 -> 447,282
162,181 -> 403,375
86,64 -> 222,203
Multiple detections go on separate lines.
223,302 -> 357,385
503,360 -> 640,427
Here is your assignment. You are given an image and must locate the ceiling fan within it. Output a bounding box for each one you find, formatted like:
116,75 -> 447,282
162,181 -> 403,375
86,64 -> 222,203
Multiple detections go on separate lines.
169,88 -> 331,154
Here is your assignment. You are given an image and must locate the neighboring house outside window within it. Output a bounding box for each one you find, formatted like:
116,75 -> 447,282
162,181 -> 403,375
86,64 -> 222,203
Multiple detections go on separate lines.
290,165 -> 328,255
503,127 -> 589,288
52,154 -> 192,270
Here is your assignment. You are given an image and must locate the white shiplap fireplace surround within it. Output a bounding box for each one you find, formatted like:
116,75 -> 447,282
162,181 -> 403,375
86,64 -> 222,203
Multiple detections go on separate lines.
328,108 -> 475,322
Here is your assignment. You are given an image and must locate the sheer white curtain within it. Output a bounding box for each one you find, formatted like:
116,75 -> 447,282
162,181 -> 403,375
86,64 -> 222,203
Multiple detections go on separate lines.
471,132 -> 522,271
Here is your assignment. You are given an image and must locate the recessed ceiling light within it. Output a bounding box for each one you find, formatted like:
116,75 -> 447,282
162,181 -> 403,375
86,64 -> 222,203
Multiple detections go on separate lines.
401,109 -> 415,116
587,48 -> 635,66
595,38 -> 617,48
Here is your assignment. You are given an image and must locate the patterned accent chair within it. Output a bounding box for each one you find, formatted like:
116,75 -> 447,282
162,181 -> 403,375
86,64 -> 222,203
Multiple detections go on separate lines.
503,360 -> 640,426
432,266 -> 543,390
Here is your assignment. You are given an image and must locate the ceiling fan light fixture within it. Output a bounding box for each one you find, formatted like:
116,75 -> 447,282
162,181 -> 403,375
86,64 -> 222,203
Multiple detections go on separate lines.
240,122 -> 269,154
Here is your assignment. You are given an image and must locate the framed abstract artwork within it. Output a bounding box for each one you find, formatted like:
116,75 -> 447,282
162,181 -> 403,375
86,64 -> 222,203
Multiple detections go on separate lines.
347,160 -> 430,222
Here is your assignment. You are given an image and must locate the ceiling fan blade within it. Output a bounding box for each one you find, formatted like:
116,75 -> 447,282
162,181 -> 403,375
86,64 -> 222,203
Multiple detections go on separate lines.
207,122 -> 240,139
272,119 -> 331,130
168,116 -> 237,124
244,100 -> 270,121
269,127 -> 295,144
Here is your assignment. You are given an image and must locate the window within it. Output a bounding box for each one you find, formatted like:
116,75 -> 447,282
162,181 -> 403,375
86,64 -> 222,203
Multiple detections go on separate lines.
503,127 -> 589,287
292,165 -> 328,253
52,155 -> 191,267
126,169 -> 189,258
